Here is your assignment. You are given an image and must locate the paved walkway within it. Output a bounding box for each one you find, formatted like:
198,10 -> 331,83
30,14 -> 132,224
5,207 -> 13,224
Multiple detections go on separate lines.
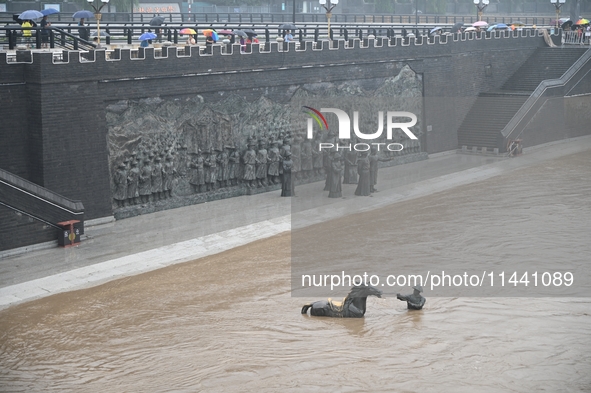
1,135 -> 590,310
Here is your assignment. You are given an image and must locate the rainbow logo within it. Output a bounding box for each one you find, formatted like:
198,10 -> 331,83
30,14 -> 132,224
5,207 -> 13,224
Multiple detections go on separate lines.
302,106 -> 329,131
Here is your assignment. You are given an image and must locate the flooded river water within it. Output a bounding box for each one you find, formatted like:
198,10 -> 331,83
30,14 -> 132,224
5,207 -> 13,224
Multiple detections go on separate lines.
0,151 -> 590,392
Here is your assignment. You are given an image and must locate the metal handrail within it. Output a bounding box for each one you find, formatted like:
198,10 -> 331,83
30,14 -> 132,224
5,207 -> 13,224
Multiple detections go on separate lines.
0,200 -> 62,229
501,47 -> 591,142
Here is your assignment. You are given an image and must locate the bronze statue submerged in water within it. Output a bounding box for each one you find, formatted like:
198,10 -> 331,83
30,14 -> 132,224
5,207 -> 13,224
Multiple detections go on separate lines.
301,284 -> 383,318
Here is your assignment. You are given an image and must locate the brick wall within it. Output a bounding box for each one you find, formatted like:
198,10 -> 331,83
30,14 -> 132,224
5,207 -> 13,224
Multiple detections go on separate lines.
0,33 -> 548,227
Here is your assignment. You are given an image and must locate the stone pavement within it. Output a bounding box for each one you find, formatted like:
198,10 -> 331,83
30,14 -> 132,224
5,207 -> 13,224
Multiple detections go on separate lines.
1,135 -> 590,310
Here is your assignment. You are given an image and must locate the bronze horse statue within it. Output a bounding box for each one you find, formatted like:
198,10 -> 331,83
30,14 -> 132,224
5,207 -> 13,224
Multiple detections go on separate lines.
301,284 -> 383,318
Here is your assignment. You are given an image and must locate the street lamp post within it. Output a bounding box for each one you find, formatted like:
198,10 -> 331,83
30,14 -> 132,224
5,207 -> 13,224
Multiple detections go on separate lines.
319,0 -> 338,40
87,0 -> 110,44
550,0 -> 566,30
473,0 -> 489,21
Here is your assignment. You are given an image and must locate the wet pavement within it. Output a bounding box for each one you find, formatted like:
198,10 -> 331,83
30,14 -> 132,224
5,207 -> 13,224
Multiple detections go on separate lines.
1,136 -> 590,310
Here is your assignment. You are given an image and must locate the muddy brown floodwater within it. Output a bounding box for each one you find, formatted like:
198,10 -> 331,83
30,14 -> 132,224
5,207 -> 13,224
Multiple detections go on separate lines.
0,151 -> 590,392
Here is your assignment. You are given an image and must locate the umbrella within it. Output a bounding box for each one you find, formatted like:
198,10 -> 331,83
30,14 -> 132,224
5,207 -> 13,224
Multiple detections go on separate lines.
233,30 -> 248,38
243,29 -> 257,37
218,29 -> 234,35
73,10 -> 94,19
464,27 -> 477,32
202,29 -> 215,36
473,21 -> 488,27
561,20 -> 573,29
179,28 -> 197,35
279,23 -> 297,31
19,10 -> 44,20
451,22 -> 464,32
430,26 -> 443,35
493,23 -> 509,29
41,8 -> 59,16
139,32 -> 157,41
149,16 -> 165,26
91,30 -> 110,37
560,20 -> 573,29
575,18 -> 590,25
510,21 -> 525,26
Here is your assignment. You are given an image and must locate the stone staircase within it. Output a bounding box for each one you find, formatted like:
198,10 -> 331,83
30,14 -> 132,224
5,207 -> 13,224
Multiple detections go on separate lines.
457,47 -> 588,151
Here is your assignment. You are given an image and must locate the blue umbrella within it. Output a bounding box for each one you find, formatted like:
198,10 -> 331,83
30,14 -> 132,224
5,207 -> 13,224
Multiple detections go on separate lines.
495,23 -> 509,29
19,10 -> 44,20
41,8 -> 60,16
139,32 -> 157,41
73,10 -> 94,19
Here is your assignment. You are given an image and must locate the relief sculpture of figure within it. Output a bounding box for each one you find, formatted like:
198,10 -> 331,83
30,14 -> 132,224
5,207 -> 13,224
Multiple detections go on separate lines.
217,148 -> 230,188
354,151 -> 371,196
227,147 -> 240,186
328,152 -> 343,198
204,149 -> 218,192
151,156 -> 164,201
162,154 -> 176,198
242,142 -> 257,189
397,286 -> 426,310
189,151 -> 205,193
281,151 -> 294,197
127,160 -> 140,205
300,136 -> 313,180
291,133 -> 302,180
256,138 -> 268,187
139,156 -> 152,203
113,163 -> 128,208
267,138 -> 281,185
323,130 -> 337,191
279,137 -> 291,168
343,149 -> 358,184
176,144 -> 189,177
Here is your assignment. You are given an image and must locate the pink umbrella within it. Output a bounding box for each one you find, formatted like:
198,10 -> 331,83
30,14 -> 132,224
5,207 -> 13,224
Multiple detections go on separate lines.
473,21 -> 488,27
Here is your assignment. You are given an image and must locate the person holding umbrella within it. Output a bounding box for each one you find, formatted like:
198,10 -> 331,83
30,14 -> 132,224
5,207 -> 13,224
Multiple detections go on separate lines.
284,29 -> 293,42
40,15 -> 51,48
21,19 -> 33,47
150,16 -> 165,43
139,32 -> 157,48
78,18 -> 90,41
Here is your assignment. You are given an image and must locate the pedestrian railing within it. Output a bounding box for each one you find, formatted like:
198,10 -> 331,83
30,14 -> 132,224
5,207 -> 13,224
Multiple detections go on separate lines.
501,47 -> 591,150
562,30 -> 591,46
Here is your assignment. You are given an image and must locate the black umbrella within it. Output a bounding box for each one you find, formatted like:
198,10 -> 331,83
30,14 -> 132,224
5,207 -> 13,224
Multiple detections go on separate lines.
233,30 -> 247,38
451,22 -> 464,33
243,28 -> 257,37
149,16 -> 165,26
279,23 -> 297,31
561,20 -> 573,29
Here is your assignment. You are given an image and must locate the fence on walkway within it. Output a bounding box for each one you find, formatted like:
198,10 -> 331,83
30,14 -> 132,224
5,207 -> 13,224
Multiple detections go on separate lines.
562,30 -> 591,46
